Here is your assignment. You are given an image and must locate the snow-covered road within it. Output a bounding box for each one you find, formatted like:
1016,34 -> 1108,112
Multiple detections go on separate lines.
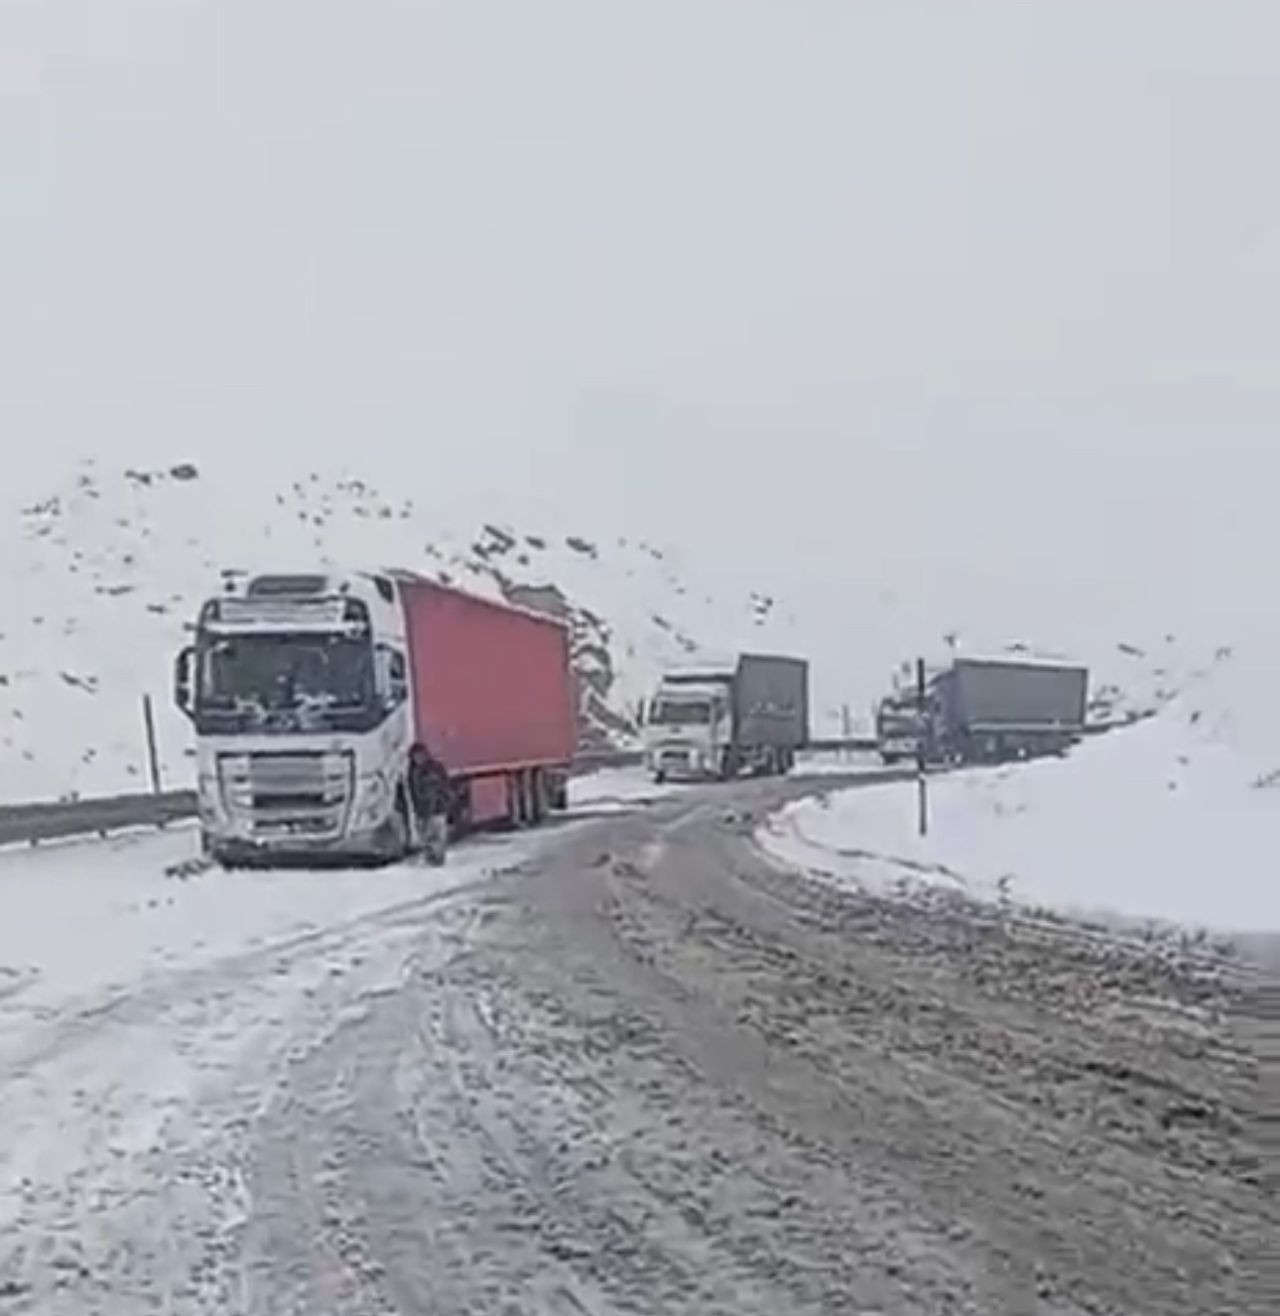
0,824 -> 546,1311
0,770 -> 668,1311
0,768 -> 1269,1314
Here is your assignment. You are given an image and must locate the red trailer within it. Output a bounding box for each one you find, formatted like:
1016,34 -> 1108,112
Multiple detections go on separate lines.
177,568 -> 577,865
397,576 -> 577,826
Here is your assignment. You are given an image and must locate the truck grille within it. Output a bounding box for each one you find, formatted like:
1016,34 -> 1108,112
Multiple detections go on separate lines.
657,742 -> 703,772
218,751 -> 354,840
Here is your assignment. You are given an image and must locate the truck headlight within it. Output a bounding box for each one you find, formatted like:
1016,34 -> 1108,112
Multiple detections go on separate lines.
217,755 -> 253,810
353,774 -> 391,827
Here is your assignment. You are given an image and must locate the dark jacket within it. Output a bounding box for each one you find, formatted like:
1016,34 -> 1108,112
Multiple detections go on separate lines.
408,752 -> 451,817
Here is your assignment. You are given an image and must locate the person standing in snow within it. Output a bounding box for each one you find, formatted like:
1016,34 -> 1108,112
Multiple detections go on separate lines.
407,742 -> 451,866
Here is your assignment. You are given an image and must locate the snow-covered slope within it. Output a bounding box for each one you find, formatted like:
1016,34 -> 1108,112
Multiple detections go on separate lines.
760,643 -> 1280,939
0,461 -> 809,802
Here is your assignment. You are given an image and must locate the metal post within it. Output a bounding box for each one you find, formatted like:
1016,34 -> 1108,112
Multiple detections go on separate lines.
915,658 -> 928,837
142,694 -> 162,795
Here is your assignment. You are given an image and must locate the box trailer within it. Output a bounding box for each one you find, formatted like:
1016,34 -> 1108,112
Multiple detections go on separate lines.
644,653 -> 809,781
927,658 -> 1087,764
175,570 -> 575,865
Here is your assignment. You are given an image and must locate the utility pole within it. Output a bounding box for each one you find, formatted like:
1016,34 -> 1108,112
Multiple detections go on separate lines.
915,658 -> 929,837
142,694 -> 162,795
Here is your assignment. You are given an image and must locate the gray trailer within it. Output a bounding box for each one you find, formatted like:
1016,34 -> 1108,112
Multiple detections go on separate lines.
927,658 -> 1087,765
732,653 -> 809,768
648,653 -> 809,779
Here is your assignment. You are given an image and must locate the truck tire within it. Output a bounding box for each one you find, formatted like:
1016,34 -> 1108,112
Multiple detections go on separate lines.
529,768 -> 550,826
508,771 -> 535,829
375,793 -> 411,863
719,750 -> 737,781
548,772 -> 569,812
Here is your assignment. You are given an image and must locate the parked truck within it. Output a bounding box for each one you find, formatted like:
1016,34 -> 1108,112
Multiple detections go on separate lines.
925,657 -> 1087,765
174,570 -> 576,865
643,653 -> 809,782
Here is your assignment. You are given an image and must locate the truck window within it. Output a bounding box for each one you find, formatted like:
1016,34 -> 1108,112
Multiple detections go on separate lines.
651,700 -> 712,726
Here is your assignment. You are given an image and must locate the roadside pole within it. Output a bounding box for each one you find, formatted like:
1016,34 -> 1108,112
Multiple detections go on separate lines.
142,694 -> 162,795
915,658 -> 929,837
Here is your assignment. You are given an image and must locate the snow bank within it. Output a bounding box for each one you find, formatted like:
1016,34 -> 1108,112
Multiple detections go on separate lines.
760,646 -> 1280,938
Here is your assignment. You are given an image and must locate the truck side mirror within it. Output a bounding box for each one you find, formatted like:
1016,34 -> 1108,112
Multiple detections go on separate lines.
378,645 -> 408,708
174,646 -> 195,718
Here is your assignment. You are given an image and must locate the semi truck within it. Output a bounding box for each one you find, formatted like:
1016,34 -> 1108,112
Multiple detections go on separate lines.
174,570 -> 576,865
643,653 -> 809,782
925,657 -> 1087,765
875,692 -> 921,764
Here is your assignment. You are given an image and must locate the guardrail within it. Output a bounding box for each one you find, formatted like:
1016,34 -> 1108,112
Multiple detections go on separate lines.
0,747 -> 904,849
0,790 -> 198,849
0,750 -> 646,849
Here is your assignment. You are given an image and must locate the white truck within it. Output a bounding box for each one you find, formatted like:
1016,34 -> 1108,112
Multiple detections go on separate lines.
173,570 -> 575,866
643,654 -> 809,782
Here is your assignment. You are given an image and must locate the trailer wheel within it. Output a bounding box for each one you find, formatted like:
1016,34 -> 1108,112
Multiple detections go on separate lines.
529,768 -> 550,825
508,771 -> 536,829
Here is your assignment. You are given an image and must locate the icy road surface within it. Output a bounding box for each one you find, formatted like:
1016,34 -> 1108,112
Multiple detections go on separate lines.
0,771 -> 1271,1314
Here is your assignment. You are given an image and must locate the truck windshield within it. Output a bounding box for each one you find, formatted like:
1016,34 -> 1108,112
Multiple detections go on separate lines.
651,700 -> 712,726
197,631 -> 375,729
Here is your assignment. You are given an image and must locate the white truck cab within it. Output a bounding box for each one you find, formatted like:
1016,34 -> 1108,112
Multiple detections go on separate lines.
174,571 -> 413,864
643,668 -> 736,781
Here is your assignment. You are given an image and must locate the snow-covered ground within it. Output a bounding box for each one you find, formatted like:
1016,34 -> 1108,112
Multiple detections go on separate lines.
760,644 -> 1280,945
0,771 -> 655,1033
0,815 -> 574,1304
0,826 -> 530,1038
568,765 -> 681,812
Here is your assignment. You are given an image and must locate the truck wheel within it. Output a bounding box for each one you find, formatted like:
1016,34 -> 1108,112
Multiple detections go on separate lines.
375,794 -> 411,862
719,751 -> 736,781
653,769 -> 667,785
529,769 -> 550,826
508,771 -> 533,829
548,773 -> 569,811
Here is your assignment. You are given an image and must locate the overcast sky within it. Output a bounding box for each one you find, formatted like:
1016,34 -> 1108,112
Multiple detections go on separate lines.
3,1 -> 1278,653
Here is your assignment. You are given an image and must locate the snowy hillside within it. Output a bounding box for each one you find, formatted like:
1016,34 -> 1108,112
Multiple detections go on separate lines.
761,642 -> 1280,940
0,461 -> 807,803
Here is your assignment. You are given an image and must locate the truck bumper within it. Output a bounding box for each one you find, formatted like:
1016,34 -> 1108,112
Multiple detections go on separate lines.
647,747 -> 717,780
199,769 -> 405,866
203,821 -> 400,867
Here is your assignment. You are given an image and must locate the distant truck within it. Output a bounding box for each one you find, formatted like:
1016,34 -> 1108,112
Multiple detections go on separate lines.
174,571 -> 576,866
643,654 -> 809,782
875,692 -> 922,764
925,657 -> 1087,764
